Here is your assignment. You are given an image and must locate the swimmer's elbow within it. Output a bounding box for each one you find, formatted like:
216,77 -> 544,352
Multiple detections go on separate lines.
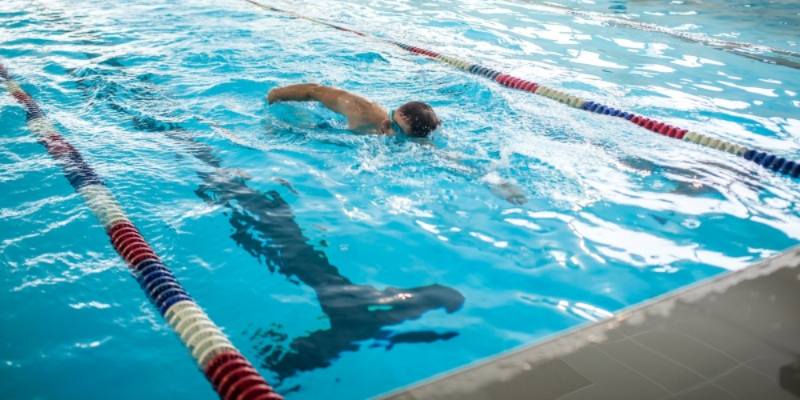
267,83 -> 323,104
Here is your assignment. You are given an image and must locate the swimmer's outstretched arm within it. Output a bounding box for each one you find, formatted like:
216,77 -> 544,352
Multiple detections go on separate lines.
267,83 -> 348,109
267,83 -> 379,129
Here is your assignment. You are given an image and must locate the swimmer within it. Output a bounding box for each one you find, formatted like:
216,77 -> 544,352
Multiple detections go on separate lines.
267,83 -> 526,205
267,83 -> 441,137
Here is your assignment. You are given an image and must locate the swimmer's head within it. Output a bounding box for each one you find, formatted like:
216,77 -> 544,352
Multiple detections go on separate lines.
381,101 -> 442,137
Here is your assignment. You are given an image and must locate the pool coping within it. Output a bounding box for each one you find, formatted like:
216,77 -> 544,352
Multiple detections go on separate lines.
375,244 -> 800,399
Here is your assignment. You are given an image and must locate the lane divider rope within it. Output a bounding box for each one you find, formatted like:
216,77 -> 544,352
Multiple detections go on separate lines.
242,0 -> 800,179
0,62 -> 283,400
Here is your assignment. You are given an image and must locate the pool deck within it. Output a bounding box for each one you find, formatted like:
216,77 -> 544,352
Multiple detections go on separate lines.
375,245 -> 800,400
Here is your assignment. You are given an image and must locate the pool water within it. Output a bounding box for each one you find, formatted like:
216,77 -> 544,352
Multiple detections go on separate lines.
1,0 -> 799,399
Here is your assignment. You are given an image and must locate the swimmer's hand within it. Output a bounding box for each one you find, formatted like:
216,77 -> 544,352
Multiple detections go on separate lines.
489,181 -> 528,205
266,89 -> 279,104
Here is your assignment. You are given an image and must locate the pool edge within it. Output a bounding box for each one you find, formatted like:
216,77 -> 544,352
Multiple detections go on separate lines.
374,244 -> 800,399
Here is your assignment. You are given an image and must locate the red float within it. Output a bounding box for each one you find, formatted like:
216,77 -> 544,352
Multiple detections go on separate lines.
206,352 -> 247,378
119,241 -> 151,259
112,229 -> 142,246
225,376 -> 269,400
211,359 -> 251,389
11,91 -> 36,105
666,127 -> 677,137
108,221 -> 136,236
651,122 -> 664,132
42,135 -> 80,157
114,234 -> 147,251
237,384 -> 277,400
128,249 -> 160,266
218,367 -> 261,397
114,234 -> 146,252
250,394 -> 284,400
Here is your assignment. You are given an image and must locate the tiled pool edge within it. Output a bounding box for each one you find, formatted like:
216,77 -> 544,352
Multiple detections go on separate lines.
375,245 -> 800,399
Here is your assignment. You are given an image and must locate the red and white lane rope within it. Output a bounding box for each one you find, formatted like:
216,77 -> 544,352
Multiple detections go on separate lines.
0,62 -> 283,400
242,0 -> 800,179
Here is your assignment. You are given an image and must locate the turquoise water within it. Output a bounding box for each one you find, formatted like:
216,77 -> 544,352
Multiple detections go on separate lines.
1,0 -> 799,398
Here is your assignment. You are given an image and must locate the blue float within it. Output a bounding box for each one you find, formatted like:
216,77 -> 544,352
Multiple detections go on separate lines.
135,260 -> 167,276
159,294 -> 194,315
26,107 -> 45,121
137,266 -> 174,286
761,154 -> 776,167
791,163 -> 800,178
64,162 -> 102,184
151,286 -> 187,302
143,276 -> 179,292
782,161 -> 796,175
770,158 -> 785,172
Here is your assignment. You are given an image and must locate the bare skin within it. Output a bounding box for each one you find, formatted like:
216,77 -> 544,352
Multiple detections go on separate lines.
267,83 -> 411,135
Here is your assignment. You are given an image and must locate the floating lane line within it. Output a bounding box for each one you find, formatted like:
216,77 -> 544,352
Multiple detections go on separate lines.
242,0 -> 800,180
0,62 -> 283,400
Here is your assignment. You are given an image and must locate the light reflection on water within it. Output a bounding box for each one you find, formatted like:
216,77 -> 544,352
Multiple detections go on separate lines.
0,0 -> 799,398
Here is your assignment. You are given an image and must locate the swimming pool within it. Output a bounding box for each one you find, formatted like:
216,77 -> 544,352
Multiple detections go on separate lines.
1,0 -> 799,398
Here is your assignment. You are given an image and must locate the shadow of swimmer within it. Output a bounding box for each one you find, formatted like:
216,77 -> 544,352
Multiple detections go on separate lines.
195,173 -> 465,380
69,55 -> 466,380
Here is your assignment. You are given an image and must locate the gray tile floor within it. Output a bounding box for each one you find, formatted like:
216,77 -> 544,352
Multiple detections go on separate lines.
376,246 -> 800,400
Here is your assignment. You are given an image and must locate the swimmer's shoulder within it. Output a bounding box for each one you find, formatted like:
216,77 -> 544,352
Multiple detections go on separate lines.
346,102 -> 388,132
